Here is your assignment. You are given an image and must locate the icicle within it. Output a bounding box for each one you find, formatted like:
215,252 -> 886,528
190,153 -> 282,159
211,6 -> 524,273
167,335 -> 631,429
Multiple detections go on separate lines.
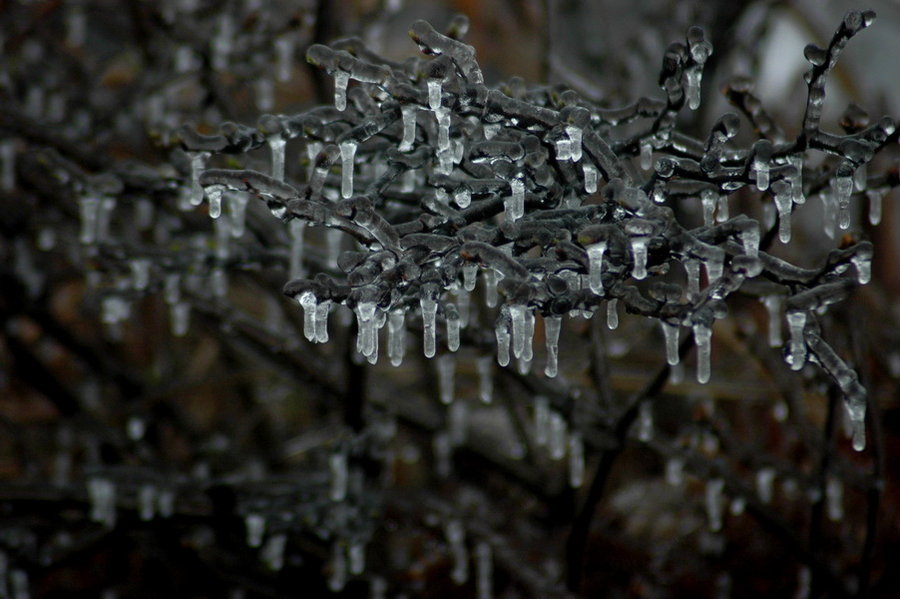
227,192 -> 249,237
693,323 -> 712,384
447,309 -> 461,351
568,432 -> 585,488
476,541 -> 493,599
349,540 -> 366,575
124,482 -> 150,524
565,125 -> 583,162
774,185 -> 792,243
399,104 -> 417,151
428,79 -> 442,111
157,489 -> 175,518
437,354 -> 455,404
716,194 -> 730,223
851,418 -> 866,452
421,298 -> 438,358
315,300 -> 331,343
756,468 -> 775,503
530,397 -> 549,449
826,476 -> 843,521
665,458 -> 684,486
555,137 -> 572,162
866,188 -> 883,225
851,253 -> 871,285
274,35 -> 294,82
854,163 -> 867,192
334,70 -> 350,111
705,478 -> 725,532
10,570 -> 27,599
821,190 -> 836,239
448,400 -> 468,447
835,174 -> 853,230
548,411 -> 566,460
206,185 -> 224,219
730,496 -> 746,516
88,478 -> 117,528
762,296 -> 783,347
370,577 -> 387,599
685,65 -> 702,110
78,197 -> 101,244
268,136 -> 286,182
586,241 -> 606,294
607,299 -> 618,330
462,264 -> 477,292
388,309 -> 406,367
298,292 -> 317,341
261,534 -> 287,571
685,259 -> 701,302
130,259 -> 151,291
637,401 -> 654,442
582,163 -> 598,193
505,178 -> 525,222
484,269 -> 499,307
0,140 -> 15,191
495,313 -> 510,367
446,520 -> 468,584
477,356 -> 493,404
786,310 -> 807,371
754,158 -> 769,191
544,315 -> 562,377
330,449 -> 348,501
661,321 -> 679,366
741,223 -> 760,258
640,140 -> 653,171
701,189 -> 717,226
170,302 -> 190,337
329,542 -> 348,592
434,431 -> 452,477
629,237 -> 649,280
354,302 -> 377,358
436,107 -> 451,152
340,141 -> 357,199
189,152 -> 209,207
66,3 -> 86,47
509,304 -> 527,359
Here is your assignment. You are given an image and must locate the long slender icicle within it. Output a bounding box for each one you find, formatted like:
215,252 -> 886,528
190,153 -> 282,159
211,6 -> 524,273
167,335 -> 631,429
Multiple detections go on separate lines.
299,291 -> 317,341
477,356 -> 493,403
693,323 -> 712,383
421,298 -> 438,358
607,299 -> 618,330
544,315 -> 562,377
388,309 -> 405,366
762,296 -> 783,347
786,310 -> 807,371
340,141 -> 357,199
661,321 -> 679,365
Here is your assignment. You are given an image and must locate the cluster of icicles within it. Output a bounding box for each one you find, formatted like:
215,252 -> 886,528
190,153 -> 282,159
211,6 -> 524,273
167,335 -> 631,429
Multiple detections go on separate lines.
173,15 -> 888,457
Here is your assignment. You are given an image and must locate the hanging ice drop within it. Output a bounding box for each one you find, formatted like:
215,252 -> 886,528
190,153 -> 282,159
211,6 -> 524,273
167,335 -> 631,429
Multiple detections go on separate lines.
78,197 -> 101,244
427,79 -> 442,111
421,298 -> 438,358
693,322 -> 712,383
509,304 -> 526,359
826,476 -> 844,521
544,315 -> 562,377
701,189 -> 716,226
436,107 -> 451,152
495,314 -> 510,367
565,125 -> 583,162
387,309 -> 406,366
640,140 -> 653,171
630,237 -> 649,280
315,300 -> 330,343
534,396 -> 550,446
866,188 -> 883,225
299,291 -> 317,341
586,241 -> 606,294
661,321 -> 679,365
756,468 -> 775,503
607,299 -> 618,330
774,185 -> 792,243
189,152 -> 209,206
245,513 -> 266,547
835,174 -> 853,230
548,411 -> 566,460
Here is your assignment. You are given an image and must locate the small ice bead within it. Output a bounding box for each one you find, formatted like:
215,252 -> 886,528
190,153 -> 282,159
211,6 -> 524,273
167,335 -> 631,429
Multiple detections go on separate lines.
339,141 -> 357,199
700,189 -> 717,226
835,175 -> 854,230
693,323 -> 712,384
78,197 -> 101,244
298,291 -> 317,341
630,237 -> 649,280
548,411 -> 567,460
586,241 -> 606,294
583,163 -> 598,194
825,476 -> 843,521
454,187 -> 471,209
639,140 -> 653,171
661,321 -> 679,365
565,125 -> 583,162
568,432 -> 585,488
786,310 -> 807,371
637,401 -> 653,442
436,107 -> 451,151
315,300 -> 331,343
330,450 -> 348,501
705,478 -> 725,532
606,299 -> 618,330
437,354 -> 455,404
189,152 -> 208,206
427,79 -> 442,111
685,65 -> 702,110
477,355 -> 493,403
399,104 -> 417,151
544,315 -> 562,378
851,253 -> 871,285
333,70 -> 350,111
268,136 -> 286,182
761,296 -> 783,347
170,301 -> 190,337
